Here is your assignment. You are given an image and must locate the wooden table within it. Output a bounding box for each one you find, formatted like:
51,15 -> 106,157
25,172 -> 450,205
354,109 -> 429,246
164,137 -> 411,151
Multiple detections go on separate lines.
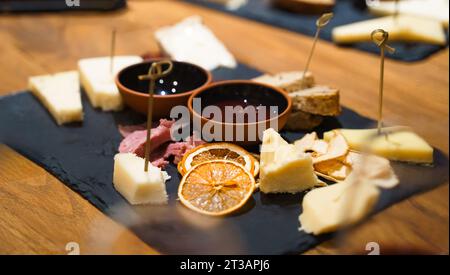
0,0 -> 448,254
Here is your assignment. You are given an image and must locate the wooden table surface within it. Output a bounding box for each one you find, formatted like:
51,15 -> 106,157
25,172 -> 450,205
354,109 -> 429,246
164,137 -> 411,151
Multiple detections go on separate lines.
0,0 -> 448,255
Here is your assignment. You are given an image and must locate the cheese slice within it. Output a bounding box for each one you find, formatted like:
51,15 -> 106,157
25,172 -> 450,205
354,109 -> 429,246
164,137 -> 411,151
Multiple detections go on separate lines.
28,71 -> 83,125
260,143 -> 318,194
368,0 -> 449,27
332,15 -> 446,45
299,176 -> 380,235
260,128 -> 289,166
205,0 -> 248,10
113,153 -> 168,205
349,154 -> 399,189
155,16 -> 237,71
323,128 -> 434,164
78,55 -> 143,111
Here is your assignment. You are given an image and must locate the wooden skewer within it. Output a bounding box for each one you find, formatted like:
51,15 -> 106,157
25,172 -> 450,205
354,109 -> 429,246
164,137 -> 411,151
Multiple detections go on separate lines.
394,0 -> 400,22
138,60 -> 174,172
336,30 -> 396,243
301,12 -> 334,87
394,0 -> 400,16
371,29 -> 396,135
110,28 -> 117,74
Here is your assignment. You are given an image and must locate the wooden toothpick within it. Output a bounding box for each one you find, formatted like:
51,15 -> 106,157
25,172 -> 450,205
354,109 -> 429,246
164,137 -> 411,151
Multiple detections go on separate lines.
371,29 -> 396,135
301,12 -> 334,87
394,0 -> 400,22
110,28 -> 117,74
138,60 -> 173,172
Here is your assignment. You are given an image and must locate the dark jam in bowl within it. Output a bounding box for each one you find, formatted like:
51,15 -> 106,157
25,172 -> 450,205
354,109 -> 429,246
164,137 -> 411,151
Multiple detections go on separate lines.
196,82 -> 288,123
118,61 -> 208,96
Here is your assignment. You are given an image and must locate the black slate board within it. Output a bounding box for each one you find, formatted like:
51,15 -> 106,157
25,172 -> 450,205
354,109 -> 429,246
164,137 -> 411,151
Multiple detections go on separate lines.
0,63 -> 448,254
184,0 -> 449,62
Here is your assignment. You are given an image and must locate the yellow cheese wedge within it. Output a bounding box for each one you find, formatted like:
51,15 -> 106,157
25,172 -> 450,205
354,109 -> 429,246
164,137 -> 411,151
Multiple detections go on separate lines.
368,0 -> 449,28
78,56 -> 143,111
28,71 -> 83,125
332,15 -> 446,45
299,177 -> 380,235
323,128 -> 434,164
260,143 -> 318,194
113,153 -> 169,205
260,128 -> 289,166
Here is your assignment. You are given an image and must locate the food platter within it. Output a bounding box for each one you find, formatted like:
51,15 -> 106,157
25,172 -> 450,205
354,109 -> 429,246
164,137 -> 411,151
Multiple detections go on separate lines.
0,10 -> 448,255
0,63 -> 447,254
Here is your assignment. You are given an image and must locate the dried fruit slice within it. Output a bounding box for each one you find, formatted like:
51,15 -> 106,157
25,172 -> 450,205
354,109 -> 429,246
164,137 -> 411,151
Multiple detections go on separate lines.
178,142 -> 259,177
311,140 -> 329,156
313,131 -> 349,163
315,160 -> 352,181
178,160 -> 256,216
294,132 -> 328,156
294,132 -> 318,152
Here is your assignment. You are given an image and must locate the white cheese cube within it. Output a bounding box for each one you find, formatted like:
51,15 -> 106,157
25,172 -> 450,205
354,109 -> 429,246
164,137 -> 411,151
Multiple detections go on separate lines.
78,56 -> 143,111
155,16 -> 237,71
260,128 -> 289,166
206,0 -> 248,10
260,144 -> 318,194
28,71 -> 83,125
113,153 -> 168,205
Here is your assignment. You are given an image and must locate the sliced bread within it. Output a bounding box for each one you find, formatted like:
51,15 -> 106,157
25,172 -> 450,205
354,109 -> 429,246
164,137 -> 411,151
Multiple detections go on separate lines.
285,110 -> 323,131
253,71 -> 315,93
290,85 -> 340,116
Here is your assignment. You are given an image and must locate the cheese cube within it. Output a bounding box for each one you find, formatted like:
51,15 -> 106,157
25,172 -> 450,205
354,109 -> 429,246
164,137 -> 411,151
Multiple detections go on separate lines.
299,178 -> 380,235
332,15 -> 446,45
260,144 -> 318,194
155,16 -> 237,71
28,71 -> 83,125
206,0 -> 248,10
260,128 -> 289,166
113,153 -> 168,205
78,56 -> 143,111
324,128 -> 434,164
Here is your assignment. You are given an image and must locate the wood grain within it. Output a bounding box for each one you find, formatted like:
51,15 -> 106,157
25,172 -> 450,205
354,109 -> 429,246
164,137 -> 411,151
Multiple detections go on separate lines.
0,145 -> 157,254
0,0 -> 448,254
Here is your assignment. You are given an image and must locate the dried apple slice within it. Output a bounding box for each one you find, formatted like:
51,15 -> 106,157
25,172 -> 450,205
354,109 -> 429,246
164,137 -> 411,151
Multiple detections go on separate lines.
311,140 -> 329,156
315,160 -> 352,181
314,171 -> 340,183
294,132 -> 318,152
313,131 -> 349,164
342,151 -> 362,166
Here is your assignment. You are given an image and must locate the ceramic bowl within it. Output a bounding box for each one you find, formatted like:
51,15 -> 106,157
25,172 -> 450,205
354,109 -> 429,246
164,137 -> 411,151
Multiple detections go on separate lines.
116,60 -> 212,118
187,80 -> 292,146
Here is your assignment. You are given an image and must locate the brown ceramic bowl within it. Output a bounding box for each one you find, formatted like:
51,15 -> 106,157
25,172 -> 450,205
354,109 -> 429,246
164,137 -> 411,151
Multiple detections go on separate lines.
116,60 -> 212,118
272,0 -> 334,14
188,80 -> 292,146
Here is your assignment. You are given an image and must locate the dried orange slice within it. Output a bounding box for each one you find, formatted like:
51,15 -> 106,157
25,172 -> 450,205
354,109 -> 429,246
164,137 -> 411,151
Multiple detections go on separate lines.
178,142 -> 259,177
178,160 -> 256,216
